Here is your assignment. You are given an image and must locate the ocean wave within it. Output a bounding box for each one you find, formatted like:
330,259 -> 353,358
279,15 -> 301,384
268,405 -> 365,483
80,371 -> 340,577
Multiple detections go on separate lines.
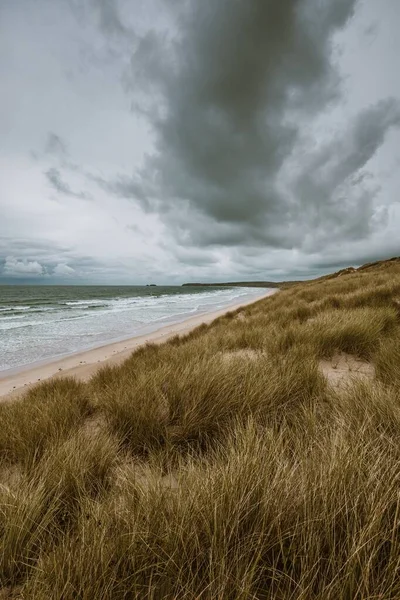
59,314 -> 89,322
0,305 -> 32,312
64,300 -> 109,307
0,287 -> 267,370
83,303 -> 109,310
0,314 -> 28,321
0,288 -> 252,324
0,321 -> 39,331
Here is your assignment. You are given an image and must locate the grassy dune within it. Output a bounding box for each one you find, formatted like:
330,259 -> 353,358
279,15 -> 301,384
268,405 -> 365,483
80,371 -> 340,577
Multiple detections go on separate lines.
1,260 -> 400,598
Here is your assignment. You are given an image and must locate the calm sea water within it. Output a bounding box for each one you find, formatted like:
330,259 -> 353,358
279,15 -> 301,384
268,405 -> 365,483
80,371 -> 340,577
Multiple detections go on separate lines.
0,285 -> 268,372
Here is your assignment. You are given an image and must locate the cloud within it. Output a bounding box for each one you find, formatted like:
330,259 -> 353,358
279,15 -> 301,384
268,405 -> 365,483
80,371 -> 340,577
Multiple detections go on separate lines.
112,0 -> 400,255
53,263 -> 75,276
3,256 -> 44,276
92,0 -> 134,39
90,172 -> 151,209
75,0 -> 134,39
283,97 -> 400,250
45,167 -> 91,200
1,0 -> 400,284
45,133 -> 68,158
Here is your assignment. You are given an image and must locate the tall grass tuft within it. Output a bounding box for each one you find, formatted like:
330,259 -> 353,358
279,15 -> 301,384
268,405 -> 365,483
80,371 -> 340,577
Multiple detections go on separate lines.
0,429 -> 118,588
0,378 -> 92,469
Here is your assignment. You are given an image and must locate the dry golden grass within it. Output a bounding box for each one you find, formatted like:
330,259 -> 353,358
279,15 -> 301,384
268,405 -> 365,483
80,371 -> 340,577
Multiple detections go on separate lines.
2,260 -> 400,598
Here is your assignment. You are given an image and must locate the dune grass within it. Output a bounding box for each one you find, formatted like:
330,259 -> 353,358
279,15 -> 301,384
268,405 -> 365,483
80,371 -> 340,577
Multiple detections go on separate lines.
1,261 -> 400,598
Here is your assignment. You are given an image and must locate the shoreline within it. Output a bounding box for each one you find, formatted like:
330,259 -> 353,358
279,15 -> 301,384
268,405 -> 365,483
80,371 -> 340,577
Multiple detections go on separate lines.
0,290 -> 275,401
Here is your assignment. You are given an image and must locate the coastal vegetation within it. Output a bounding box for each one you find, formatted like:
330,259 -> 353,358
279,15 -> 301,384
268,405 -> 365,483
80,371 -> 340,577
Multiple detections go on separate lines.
1,258 -> 400,598
182,281 -> 285,288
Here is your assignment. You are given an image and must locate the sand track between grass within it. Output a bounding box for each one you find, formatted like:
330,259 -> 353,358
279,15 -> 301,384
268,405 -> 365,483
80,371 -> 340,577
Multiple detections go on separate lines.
319,352 -> 375,389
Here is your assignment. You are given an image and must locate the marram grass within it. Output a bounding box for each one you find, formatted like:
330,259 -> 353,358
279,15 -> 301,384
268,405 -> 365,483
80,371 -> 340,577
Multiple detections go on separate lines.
1,261 -> 400,598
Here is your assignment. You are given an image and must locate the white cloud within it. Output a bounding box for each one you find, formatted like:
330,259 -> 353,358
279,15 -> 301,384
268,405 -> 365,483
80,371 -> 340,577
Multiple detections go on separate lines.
3,256 -> 44,275
53,263 -> 75,276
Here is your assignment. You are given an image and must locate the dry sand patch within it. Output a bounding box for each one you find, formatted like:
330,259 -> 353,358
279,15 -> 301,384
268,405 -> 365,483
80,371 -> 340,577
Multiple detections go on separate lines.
0,463 -> 21,490
234,312 -> 248,321
115,460 -> 179,493
319,352 -> 375,389
80,414 -> 106,437
220,349 -> 263,363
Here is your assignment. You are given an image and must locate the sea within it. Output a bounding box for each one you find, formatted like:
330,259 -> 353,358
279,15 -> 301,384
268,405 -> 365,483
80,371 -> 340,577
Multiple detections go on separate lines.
0,285 -> 268,372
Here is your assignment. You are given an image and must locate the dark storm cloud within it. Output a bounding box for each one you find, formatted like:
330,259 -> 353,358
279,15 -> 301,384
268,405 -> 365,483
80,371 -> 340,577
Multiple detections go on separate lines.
125,1 -> 356,234
3,0 -> 399,285
113,0 -> 400,254
45,167 -> 91,200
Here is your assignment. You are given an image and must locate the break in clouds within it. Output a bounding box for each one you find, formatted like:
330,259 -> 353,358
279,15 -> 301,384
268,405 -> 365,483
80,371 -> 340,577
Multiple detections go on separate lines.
0,0 -> 399,283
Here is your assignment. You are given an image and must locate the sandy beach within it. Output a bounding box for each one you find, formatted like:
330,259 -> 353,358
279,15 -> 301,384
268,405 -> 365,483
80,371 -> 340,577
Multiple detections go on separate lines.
0,290 -> 274,401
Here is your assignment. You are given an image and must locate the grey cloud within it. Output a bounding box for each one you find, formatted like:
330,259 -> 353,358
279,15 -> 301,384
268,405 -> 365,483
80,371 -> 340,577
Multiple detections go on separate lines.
65,0 -> 138,81
45,168 -> 91,200
45,133 -> 68,158
53,263 -> 75,276
3,0 -> 400,285
115,0 -> 399,254
364,21 -> 379,40
0,247 -> 109,282
0,238 -> 73,264
43,132 -> 84,174
93,0 -> 131,38
312,244 -> 400,272
297,98 -> 400,190
90,172 -> 150,209
123,30 -> 170,117
168,244 -> 219,267
68,0 -> 133,39
3,256 -> 45,276
288,98 -> 400,249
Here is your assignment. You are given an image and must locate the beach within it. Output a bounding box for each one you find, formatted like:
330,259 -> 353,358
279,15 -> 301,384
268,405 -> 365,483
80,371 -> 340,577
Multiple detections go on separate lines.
0,289 -> 274,400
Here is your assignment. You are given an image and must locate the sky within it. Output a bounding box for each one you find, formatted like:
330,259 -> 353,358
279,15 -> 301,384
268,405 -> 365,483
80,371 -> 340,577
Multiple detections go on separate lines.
0,0 -> 399,284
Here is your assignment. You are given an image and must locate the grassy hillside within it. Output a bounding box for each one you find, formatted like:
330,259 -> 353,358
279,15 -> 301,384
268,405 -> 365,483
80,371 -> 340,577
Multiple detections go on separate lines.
182,257 -> 400,289
2,259 -> 400,598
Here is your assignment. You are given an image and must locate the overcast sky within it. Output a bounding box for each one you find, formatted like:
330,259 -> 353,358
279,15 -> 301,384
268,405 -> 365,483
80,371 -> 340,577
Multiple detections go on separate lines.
1,0 -> 399,284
